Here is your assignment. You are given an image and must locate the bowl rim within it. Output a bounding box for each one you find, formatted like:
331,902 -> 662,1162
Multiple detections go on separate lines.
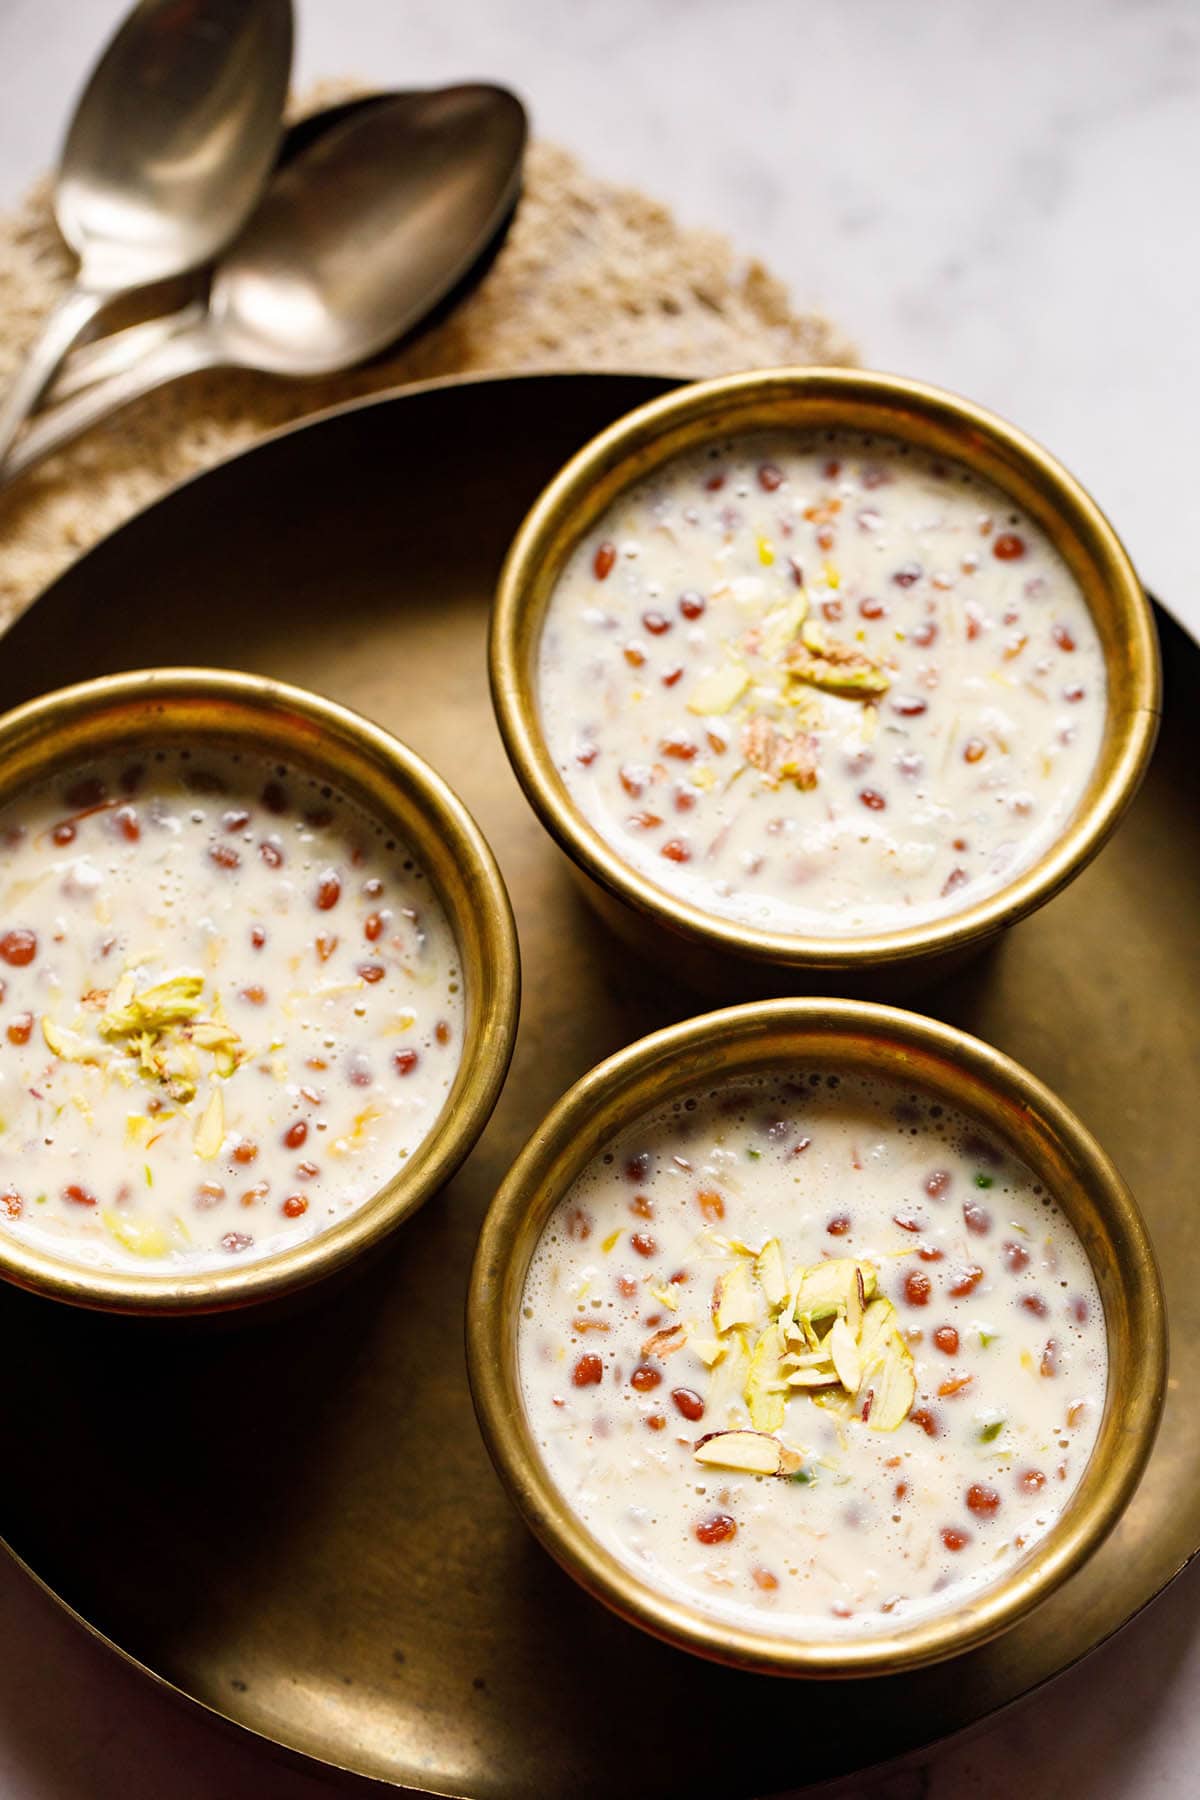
467,997 -> 1166,1678
489,366 -> 1162,970
0,665 -> 520,1315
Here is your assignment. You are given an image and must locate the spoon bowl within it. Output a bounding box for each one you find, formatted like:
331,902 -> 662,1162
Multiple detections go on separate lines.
58,0 -> 294,292
212,83 -> 528,374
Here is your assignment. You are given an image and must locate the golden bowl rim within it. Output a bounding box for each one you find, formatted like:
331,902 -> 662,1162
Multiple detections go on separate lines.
467,996 -> 1166,1678
489,366 -> 1161,970
0,665 -> 520,1315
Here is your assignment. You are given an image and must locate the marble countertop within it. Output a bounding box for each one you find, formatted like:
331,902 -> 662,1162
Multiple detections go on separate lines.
0,2 -> 1196,1796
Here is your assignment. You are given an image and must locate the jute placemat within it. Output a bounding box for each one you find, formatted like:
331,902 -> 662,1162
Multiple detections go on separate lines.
0,90 -> 853,626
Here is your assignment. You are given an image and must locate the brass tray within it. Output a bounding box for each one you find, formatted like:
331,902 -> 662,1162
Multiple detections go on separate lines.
0,372 -> 1194,1797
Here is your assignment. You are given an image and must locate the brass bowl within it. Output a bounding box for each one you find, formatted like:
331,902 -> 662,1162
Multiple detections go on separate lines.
468,998 -> 1165,1678
0,667 -> 520,1316
490,368 -> 1161,992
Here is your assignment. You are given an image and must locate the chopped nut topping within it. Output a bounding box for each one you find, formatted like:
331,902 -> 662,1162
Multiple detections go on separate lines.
641,1322 -> 688,1359
39,966 -> 248,1104
784,629 -> 892,700
741,715 -> 820,790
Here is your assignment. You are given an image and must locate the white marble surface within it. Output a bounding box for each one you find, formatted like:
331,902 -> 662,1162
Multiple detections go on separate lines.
0,2 -> 1197,1796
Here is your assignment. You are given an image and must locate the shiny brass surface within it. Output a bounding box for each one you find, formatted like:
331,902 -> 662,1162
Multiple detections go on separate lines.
0,667 -> 519,1316
468,999 -> 1164,1678
490,368 -> 1161,991
0,373 -> 1193,1794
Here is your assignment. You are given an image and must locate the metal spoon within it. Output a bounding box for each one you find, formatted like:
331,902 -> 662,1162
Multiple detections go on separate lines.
5,85 -> 528,485
43,93 -> 392,407
0,0 -> 293,466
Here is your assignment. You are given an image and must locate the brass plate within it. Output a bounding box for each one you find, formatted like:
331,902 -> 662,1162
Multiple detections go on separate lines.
0,372 -> 1194,1796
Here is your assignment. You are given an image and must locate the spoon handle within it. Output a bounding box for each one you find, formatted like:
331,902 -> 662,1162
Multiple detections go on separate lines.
47,301 -> 209,404
0,284 -> 109,468
1,326 -> 222,486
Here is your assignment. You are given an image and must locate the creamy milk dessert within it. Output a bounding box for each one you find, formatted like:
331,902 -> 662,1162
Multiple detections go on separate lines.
538,431 -> 1106,934
0,750 -> 462,1271
519,1071 -> 1106,1636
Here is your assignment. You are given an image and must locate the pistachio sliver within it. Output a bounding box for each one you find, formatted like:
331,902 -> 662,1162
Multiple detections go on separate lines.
789,1257 -> 874,1329
744,1322 -> 787,1431
786,1367 -> 841,1389
761,592 -> 809,659
190,1020 -> 243,1053
100,971 -> 205,1038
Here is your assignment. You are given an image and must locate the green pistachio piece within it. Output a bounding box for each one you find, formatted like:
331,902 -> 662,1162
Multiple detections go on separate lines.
744,1322 -> 787,1431
100,972 -> 205,1039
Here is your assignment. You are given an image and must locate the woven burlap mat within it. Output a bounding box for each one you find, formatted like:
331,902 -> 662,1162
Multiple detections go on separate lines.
0,90 -> 853,626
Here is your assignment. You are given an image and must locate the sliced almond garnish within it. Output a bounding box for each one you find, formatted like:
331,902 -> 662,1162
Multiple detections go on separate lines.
693,1430 -> 803,1476
641,1322 -> 687,1359
713,1260 -> 759,1333
857,1295 -> 899,1365
862,1337 -> 916,1431
753,1237 -> 788,1309
41,1017 -> 100,1063
846,1264 -> 867,1339
686,662 -> 749,717
690,1336 -> 726,1368
697,1242 -> 906,1439
193,1086 -> 225,1160
856,1297 -> 917,1431
828,1316 -> 863,1395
